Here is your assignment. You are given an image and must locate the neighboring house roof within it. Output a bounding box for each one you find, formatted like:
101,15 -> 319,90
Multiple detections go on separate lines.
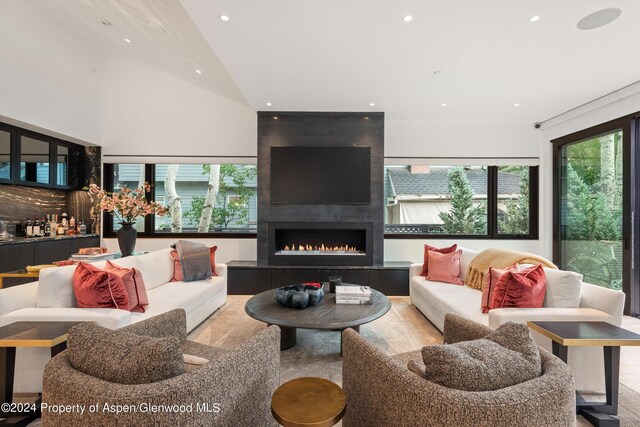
388,168 -> 521,197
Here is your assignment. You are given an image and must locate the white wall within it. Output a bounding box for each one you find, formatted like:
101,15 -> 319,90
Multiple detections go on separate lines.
0,0 -> 101,144
100,56 -> 256,157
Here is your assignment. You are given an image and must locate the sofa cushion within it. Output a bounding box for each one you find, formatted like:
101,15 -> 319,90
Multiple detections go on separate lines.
36,264 -> 78,308
420,244 -> 457,277
73,263 -> 129,310
489,264 -> 546,311
68,322 -> 185,384
131,249 -> 174,290
427,249 -> 463,285
421,322 -> 541,391
105,261 -> 149,313
146,278 -> 224,314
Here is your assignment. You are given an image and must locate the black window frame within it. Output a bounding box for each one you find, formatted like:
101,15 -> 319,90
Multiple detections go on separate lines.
551,112 -> 639,317
383,165 -> 539,240
102,163 -> 258,239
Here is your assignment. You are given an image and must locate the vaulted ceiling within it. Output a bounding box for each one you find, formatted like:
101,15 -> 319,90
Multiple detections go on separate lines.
35,0 -> 640,124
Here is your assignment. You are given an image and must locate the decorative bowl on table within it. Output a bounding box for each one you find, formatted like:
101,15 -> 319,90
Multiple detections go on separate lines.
274,284 -> 325,309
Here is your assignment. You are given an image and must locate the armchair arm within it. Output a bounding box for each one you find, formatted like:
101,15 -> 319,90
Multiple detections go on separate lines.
443,313 -> 492,344
0,281 -> 37,319
214,263 -> 227,278
409,263 -> 422,278
119,309 -> 187,341
580,282 -> 625,317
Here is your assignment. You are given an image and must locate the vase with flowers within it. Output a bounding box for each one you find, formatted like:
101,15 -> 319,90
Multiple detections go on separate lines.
87,183 -> 169,256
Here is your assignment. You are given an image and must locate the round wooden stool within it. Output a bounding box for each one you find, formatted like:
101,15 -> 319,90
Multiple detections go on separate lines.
271,377 -> 346,427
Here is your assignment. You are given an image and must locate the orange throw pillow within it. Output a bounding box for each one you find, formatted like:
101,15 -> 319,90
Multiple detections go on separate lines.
420,244 -> 457,276
105,261 -> 149,313
426,249 -> 463,285
72,262 -> 129,310
488,264 -> 546,311
170,246 -> 218,282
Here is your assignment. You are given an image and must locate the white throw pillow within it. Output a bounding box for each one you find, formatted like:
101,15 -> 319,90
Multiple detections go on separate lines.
518,264 -> 582,308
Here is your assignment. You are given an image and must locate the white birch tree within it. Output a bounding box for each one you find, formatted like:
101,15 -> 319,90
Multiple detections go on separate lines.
600,134 -> 615,210
165,164 -> 182,232
197,164 -> 220,232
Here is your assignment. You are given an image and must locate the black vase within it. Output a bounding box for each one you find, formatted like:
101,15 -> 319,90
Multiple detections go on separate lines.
117,222 -> 137,257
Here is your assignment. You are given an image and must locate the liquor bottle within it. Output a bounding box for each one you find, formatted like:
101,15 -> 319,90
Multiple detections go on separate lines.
32,218 -> 41,237
79,219 -> 87,235
61,212 -> 69,233
25,219 -> 33,237
51,214 -> 58,236
68,216 -> 76,235
44,214 -> 51,236
40,217 -> 46,237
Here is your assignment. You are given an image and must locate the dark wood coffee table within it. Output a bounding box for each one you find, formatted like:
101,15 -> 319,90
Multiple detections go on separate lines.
245,287 -> 391,351
528,321 -> 640,427
0,321 -> 85,426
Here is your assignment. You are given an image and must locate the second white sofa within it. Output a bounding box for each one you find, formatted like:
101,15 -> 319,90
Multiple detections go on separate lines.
410,247 -> 626,394
0,248 -> 227,392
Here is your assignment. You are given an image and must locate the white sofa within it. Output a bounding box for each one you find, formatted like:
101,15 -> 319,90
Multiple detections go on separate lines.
0,248 -> 227,392
410,247 -> 626,394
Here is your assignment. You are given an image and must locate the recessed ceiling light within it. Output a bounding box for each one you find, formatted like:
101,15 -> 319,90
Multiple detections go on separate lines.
441,103 -> 447,107
195,69 -> 202,75
100,19 -> 112,27
369,102 -> 375,107
220,15 -> 230,22
266,102 -> 272,106
577,8 -> 622,30
403,15 -> 413,22
124,38 -> 131,43
433,70 -> 441,76
529,15 -> 541,22
514,103 -> 520,107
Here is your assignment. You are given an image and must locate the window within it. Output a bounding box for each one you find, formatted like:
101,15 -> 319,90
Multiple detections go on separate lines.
552,113 -> 639,316
384,164 -> 538,238
0,129 -> 10,180
20,136 -> 50,184
103,163 -> 257,236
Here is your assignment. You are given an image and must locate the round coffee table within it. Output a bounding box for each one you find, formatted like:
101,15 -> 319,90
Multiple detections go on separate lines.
245,286 -> 391,351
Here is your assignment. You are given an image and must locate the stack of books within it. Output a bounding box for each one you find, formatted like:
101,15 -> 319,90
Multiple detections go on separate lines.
69,252 -> 115,261
335,285 -> 373,305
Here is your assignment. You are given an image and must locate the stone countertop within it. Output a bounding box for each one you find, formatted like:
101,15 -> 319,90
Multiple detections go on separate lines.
0,234 -> 100,246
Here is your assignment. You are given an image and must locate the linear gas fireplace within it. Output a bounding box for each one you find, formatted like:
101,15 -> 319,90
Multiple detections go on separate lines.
268,222 -> 373,266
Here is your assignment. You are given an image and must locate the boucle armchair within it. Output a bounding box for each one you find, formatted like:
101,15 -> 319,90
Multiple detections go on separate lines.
342,314 -> 576,427
42,309 -> 280,426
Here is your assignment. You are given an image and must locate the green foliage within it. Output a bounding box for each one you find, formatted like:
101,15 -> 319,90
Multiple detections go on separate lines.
565,163 -> 620,240
498,169 -> 529,235
183,165 -> 256,229
438,167 -> 486,234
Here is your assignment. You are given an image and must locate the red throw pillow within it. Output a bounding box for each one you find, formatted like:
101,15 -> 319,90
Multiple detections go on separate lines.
420,244 -> 457,276
488,264 -> 546,311
426,249 -> 463,285
170,246 -> 218,282
73,262 -> 129,310
105,261 -> 149,313
481,266 -> 516,313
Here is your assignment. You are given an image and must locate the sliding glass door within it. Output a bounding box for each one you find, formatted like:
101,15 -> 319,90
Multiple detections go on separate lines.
558,129 -> 623,289
553,114 -> 638,316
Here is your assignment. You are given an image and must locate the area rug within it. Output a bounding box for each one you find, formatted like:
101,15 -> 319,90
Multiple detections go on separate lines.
188,296 -> 640,426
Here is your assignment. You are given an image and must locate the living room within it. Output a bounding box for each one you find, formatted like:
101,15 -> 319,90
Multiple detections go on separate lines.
1,0 -> 639,426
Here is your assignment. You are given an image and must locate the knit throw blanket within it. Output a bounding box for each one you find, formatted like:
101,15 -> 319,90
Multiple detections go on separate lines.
465,248 -> 557,290
175,240 -> 212,282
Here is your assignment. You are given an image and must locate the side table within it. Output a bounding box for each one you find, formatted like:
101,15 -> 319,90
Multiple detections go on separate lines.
528,321 -> 640,427
271,377 -> 346,427
0,271 -> 39,289
0,321 -> 85,426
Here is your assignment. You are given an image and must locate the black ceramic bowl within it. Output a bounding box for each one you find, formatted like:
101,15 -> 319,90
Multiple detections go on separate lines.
274,284 -> 325,309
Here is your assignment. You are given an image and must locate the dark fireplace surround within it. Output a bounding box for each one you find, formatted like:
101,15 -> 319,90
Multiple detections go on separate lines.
257,112 -> 384,267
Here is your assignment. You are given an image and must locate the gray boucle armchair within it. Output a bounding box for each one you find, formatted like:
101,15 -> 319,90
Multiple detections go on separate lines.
342,314 -> 576,427
42,309 -> 280,426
